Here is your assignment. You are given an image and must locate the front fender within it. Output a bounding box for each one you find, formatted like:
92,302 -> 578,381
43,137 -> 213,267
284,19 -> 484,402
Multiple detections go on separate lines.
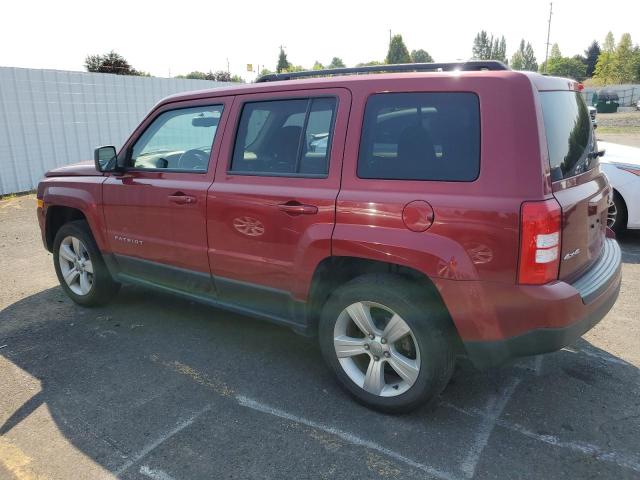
42,177 -> 107,250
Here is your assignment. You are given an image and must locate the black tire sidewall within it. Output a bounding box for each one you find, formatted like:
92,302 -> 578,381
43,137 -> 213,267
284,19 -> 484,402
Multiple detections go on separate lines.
611,192 -> 627,233
52,221 -> 118,306
319,274 -> 454,413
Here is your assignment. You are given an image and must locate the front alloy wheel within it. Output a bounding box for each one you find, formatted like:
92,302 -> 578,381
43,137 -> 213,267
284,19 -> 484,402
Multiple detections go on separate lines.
334,301 -> 420,397
58,235 -> 94,296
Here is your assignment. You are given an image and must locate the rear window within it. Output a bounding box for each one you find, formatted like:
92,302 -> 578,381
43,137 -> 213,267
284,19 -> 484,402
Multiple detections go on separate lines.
357,92 -> 480,181
540,91 -> 596,181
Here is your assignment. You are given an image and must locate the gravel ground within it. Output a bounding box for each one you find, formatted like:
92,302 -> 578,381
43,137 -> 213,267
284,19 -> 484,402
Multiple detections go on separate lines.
597,111 -> 640,148
1,194 -> 639,480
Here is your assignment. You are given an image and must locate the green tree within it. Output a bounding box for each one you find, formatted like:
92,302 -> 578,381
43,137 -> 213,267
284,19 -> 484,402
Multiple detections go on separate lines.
283,65 -> 305,73
603,31 -> 615,53
312,61 -> 324,70
328,57 -> 346,68
386,34 -> 411,64
547,56 -> 587,80
185,71 -> 208,80
523,42 -> 538,71
472,31 -> 492,59
611,33 -> 636,83
277,47 -> 290,73
511,39 -> 526,70
356,60 -> 384,67
492,36 -> 507,63
584,40 -> 601,77
410,49 -> 434,63
594,32 -> 618,84
550,43 -> 562,60
84,51 -> 146,76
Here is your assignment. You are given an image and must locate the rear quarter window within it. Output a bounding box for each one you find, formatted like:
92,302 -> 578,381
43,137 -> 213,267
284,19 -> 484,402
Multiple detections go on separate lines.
540,91 -> 596,181
357,92 -> 480,181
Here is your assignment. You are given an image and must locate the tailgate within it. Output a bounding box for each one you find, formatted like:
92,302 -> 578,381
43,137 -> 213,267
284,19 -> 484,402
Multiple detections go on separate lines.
553,173 -> 609,280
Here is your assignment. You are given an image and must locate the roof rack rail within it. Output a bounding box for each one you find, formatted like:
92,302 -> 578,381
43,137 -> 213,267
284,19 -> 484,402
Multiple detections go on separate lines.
256,61 -> 509,83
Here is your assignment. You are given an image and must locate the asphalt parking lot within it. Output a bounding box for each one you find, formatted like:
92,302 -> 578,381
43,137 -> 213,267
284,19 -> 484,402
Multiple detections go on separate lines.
1,194 -> 639,480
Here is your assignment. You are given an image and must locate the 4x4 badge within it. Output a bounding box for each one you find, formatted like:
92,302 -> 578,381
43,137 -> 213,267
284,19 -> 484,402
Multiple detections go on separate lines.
564,248 -> 580,260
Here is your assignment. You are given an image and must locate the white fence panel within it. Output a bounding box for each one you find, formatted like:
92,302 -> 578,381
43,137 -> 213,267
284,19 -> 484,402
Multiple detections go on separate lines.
0,67 -> 229,195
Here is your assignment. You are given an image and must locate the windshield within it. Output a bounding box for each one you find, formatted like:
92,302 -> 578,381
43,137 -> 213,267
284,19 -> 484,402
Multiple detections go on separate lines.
540,91 -> 597,181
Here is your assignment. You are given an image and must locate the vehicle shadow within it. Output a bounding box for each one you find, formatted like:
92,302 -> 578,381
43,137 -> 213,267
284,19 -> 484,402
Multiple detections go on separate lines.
617,229 -> 640,264
1,282 -> 639,479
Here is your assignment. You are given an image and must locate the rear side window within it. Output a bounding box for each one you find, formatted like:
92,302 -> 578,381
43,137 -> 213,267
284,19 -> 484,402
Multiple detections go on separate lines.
231,97 -> 337,176
540,91 -> 596,181
357,93 -> 480,181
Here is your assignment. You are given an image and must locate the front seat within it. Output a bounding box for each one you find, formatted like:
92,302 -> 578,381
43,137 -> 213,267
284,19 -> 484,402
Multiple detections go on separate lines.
269,126 -> 302,172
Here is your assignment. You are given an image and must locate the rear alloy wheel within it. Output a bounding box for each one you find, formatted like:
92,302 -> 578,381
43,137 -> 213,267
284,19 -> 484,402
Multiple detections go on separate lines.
319,274 -> 455,413
334,301 -> 420,397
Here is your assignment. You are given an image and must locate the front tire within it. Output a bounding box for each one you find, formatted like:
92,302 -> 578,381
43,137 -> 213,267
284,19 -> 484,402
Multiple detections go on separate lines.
608,191 -> 627,233
53,220 -> 120,306
319,274 -> 456,413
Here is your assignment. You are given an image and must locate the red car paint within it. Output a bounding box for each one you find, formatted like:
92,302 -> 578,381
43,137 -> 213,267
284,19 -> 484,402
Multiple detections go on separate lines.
37,69 -> 621,367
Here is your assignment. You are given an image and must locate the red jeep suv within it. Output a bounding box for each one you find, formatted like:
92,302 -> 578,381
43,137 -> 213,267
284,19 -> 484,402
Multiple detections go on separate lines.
36,62 -> 621,412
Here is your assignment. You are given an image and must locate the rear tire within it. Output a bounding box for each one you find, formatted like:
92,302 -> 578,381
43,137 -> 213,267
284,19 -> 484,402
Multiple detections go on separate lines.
318,273 -> 455,413
53,220 -> 120,306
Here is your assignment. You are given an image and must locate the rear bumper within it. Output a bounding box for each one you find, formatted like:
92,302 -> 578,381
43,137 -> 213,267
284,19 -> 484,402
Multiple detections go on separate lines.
436,238 -> 622,368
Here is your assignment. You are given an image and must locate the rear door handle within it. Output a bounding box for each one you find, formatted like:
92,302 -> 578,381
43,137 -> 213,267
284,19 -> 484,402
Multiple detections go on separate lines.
168,192 -> 197,205
277,202 -> 318,215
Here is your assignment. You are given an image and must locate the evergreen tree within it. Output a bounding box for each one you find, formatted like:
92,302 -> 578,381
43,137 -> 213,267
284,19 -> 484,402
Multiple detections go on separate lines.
84,51 -> 146,76
603,32 -> 615,52
386,35 -> 411,64
472,31 -> 492,59
277,47 -> 290,73
550,43 -> 561,59
611,33 -> 636,83
511,40 -> 526,70
312,61 -> 324,70
584,40 -> 601,77
523,42 -> 538,71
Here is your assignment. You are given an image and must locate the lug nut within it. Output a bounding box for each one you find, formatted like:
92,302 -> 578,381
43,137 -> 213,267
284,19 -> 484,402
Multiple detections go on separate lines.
380,338 -> 387,344
373,356 -> 380,361
364,344 -> 370,350
369,334 -> 375,340
384,351 -> 390,358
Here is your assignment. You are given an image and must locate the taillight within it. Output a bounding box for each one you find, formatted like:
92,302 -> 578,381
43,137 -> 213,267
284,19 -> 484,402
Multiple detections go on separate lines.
518,199 -> 562,285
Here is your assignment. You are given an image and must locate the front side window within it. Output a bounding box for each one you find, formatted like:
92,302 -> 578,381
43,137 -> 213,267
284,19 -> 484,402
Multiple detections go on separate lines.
230,97 -> 337,176
358,93 -> 480,181
130,105 -> 224,171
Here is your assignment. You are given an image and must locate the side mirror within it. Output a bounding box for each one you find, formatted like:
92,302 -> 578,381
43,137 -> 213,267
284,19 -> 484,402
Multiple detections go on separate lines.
94,146 -> 118,172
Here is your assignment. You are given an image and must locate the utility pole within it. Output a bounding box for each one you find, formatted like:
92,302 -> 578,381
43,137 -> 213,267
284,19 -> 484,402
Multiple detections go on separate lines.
226,58 -> 230,73
389,29 -> 392,44
544,2 -> 553,73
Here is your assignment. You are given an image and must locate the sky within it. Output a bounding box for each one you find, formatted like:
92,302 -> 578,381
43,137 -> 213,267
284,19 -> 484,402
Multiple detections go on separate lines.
1,0 -> 639,80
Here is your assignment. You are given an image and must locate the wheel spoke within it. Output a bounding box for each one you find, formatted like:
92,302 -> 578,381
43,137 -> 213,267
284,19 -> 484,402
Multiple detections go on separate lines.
383,314 -> 410,343
59,244 -> 76,262
64,268 -> 79,285
83,260 -> 93,274
346,302 -> 377,336
363,358 -> 385,395
387,352 -> 419,385
334,335 -> 368,358
79,271 -> 90,294
71,237 -> 81,256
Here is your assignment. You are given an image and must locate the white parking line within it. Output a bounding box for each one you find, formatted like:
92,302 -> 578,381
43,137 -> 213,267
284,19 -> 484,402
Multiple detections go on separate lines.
460,378 -> 521,478
115,404 -> 212,477
236,395 -> 463,480
443,402 -> 640,473
140,465 -> 178,480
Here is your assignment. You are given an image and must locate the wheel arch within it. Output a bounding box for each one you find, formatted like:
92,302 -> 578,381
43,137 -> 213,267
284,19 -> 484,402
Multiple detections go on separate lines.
306,256 -> 461,347
45,206 -> 88,251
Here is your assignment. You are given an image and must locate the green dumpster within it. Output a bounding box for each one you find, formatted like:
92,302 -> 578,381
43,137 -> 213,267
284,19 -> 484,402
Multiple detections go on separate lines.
596,90 -> 619,113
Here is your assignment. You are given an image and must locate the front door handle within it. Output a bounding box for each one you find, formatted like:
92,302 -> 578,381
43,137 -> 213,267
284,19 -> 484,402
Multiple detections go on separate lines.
277,202 -> 318,215
168,192 -> 197,205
